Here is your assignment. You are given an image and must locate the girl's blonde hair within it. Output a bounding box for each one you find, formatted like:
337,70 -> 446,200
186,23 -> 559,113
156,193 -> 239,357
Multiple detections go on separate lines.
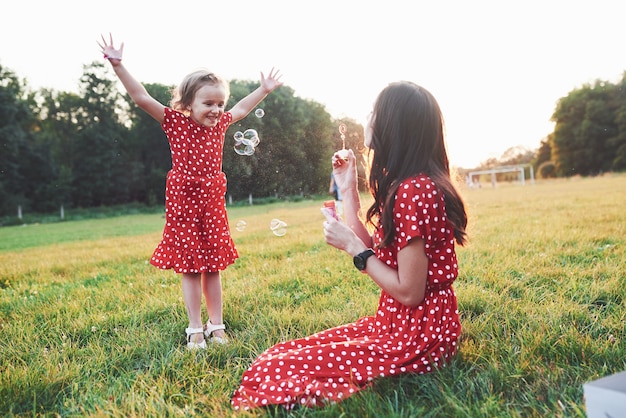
170,69 -> 229,112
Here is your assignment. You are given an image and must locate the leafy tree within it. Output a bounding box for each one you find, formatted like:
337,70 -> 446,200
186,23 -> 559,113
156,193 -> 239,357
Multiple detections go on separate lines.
223,81 -> 335,200
532,136 -> 554,179
287,98 -> 335,195
70,62 -> 128,207
32,89 -> 86,211
580,97 -> 617,171
0,62 -> 365,216
0,64 -> 36,215
551,87 -> 588,175
498,146 -> 534,166
610,73 -> 626,170
551,77 -> 625,176
123,82 -> 172,205
533,136 -> 552,169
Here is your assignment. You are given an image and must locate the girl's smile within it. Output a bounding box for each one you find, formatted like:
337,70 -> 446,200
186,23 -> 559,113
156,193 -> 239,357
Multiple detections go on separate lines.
189,84 -> 227,127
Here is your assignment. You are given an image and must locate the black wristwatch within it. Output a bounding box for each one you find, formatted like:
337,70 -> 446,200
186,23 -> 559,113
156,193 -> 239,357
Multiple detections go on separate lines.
353,249 -> 375,271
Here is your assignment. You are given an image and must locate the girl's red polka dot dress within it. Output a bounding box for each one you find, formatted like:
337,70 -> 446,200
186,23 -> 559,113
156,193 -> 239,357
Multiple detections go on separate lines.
150,108 -> 238,273
231,175 -> 461,410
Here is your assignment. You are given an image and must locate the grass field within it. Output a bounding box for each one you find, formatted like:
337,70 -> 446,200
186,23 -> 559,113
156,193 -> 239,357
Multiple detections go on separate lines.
1,174 -> 625,417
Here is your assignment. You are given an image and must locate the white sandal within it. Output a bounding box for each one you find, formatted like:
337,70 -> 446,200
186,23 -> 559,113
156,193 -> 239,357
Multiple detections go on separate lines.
204,321 -> 227,344
185,327 -> 207,350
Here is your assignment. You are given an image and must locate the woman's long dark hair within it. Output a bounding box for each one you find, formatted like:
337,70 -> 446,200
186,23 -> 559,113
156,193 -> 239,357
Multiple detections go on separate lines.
365,81 -> 468,247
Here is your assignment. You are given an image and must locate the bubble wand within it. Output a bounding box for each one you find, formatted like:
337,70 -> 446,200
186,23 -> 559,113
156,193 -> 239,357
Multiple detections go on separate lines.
321,123 -> 349,221
337,123 -> 349,161
339,123 -> 347,149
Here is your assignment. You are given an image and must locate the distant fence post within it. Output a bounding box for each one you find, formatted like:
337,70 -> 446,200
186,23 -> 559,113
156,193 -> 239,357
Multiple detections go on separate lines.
60,205 -> 65,220
248,193 -> 253,205
18,205 -> 22,219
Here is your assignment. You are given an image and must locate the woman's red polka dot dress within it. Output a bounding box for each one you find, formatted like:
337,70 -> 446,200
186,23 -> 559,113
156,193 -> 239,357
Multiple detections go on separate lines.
150,108 -> 238,273
231,175 -> 461,410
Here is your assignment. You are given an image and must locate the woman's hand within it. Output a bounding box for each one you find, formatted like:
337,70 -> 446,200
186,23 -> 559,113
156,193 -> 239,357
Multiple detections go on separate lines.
98,33 -> 123,64
323,217 -> 367,256
331,149 -> 358,196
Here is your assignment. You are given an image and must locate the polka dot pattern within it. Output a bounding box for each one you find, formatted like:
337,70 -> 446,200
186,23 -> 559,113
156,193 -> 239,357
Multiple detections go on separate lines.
231,175 -> 461,410
150,108 -> 238,273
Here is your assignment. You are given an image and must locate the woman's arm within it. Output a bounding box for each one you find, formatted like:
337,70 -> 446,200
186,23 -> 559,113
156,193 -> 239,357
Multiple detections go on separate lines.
364,239 -> 428,307
330,149 -> 372,246
323,218 -> 428,307
325,150 -> 429,306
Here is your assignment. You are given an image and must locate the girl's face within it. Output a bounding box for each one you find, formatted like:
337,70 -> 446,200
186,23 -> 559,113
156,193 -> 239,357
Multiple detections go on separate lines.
364,111 -> 374,148
188,83 -> 227,127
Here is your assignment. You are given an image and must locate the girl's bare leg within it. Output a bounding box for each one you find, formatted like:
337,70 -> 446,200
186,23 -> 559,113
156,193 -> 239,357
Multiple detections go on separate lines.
202,271 -> 226,339
182,273 -> 204,344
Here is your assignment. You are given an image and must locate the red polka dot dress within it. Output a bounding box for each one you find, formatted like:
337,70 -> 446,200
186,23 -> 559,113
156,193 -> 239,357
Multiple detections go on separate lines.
231,175 -> 461,410
150,108 -> 238,273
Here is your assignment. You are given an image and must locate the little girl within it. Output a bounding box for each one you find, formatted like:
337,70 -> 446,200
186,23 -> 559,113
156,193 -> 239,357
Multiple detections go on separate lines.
98,34 -> 282,349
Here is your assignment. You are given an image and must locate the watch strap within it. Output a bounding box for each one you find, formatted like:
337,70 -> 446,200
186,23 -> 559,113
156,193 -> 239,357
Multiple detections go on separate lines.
354,248 -> 375,270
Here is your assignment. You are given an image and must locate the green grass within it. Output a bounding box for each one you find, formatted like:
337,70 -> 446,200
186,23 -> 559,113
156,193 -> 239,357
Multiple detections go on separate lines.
1,174 -> 625,417
0,214 -> 167,252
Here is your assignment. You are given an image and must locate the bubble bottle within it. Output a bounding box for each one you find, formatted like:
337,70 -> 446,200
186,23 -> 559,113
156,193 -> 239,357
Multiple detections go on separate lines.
321,200 -> 340,221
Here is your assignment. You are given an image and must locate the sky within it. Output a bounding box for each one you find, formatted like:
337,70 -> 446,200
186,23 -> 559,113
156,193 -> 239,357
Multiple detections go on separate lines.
2,0 -> 625,168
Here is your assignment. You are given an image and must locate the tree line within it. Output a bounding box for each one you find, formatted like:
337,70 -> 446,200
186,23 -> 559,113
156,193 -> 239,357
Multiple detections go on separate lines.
460,72 -> 626,181
1,62 -> 625,218
543,73 -> 626,177
0,62 -> 366,218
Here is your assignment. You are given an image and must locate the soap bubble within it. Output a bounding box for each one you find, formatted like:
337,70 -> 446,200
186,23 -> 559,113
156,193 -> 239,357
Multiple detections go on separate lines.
234,141 -> 255,156
269,218 -> 287,237
235,220 -> 247,232
269,218 -> 281,229
255,108 -> 265,118
233,129 -> 260,155
242,129 -> 260,147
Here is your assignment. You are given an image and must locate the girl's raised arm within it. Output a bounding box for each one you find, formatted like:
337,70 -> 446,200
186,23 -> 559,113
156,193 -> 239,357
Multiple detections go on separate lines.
98,33 -> 165,123
229,68 -> 283,123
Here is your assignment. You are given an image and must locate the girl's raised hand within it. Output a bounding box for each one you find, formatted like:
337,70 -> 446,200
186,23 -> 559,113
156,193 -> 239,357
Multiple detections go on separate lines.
97,33 -> 124,63
260,68 -> 283,93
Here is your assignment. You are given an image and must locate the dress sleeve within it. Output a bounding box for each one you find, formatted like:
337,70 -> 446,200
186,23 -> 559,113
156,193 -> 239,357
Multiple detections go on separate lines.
392,177 -> 441,253
162,107 -> 184,148
220,112 -> 233,131
161,107 -> 176,130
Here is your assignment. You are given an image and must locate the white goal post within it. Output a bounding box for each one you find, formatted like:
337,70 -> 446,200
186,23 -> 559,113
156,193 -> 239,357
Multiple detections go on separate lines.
466,164 -> 534,188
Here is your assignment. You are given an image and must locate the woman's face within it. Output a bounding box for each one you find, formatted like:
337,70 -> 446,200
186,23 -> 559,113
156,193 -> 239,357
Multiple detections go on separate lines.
364,111 -> 374,148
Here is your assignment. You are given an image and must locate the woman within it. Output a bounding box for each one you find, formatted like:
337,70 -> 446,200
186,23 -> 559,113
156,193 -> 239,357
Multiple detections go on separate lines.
232,81 -> 468,410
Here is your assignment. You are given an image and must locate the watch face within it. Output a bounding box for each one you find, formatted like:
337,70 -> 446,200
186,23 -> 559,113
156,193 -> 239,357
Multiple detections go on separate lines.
354,256 -> 365,270
354,249 -> 374,270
